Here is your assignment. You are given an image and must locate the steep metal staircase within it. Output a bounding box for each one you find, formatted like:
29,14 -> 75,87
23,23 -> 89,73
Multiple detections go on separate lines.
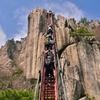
33,12 -> 68,100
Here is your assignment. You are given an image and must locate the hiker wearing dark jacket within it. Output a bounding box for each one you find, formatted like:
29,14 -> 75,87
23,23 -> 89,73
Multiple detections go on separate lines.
44,56 -> 55,85
48,7 -> 52,17
47,28 -> 53,35
45,48 -> 54,61
45,37 -> 54,50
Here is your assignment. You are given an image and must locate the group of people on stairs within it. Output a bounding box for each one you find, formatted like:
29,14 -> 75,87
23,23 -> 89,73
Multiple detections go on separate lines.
44,9 -> 55,85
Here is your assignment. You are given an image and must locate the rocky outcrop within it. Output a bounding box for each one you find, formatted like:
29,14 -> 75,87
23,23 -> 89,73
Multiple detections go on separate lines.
0,38 -> 35,91
26,8 -> 47,78
60,41 -> 100,100
0,8 -> 47,90
87,20 -> 100,31
0,7 -> 100,100
55,14 -> 76,56
55,14 -> 100,100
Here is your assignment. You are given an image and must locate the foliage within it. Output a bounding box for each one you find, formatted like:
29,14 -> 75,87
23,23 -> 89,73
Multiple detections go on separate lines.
98,22 -> 100,24
85,93 -> 95,100
10,77 -> 17,82
0,89 -> 39,100
16,40 -> 21,44
91,20 -> 93,22
34,79 -> 37,84
73,18 -> 76,24
7,44 -> 12,52
91,26 -> 96,29
80,17 -> 88,24
68,26 -> 95,36
9,39 -> 15,45
55,19 -> 58,22
1,46 -> 3,49
84,21 -> 90,26
12,68 -> 23,76
10,60 -> 16,67
21,38 -> 24,40
81,92 -> 95,100
0,82 -> 6,86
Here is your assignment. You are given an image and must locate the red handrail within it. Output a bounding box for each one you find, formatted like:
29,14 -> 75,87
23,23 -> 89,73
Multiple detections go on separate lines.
40,13 -> 59,100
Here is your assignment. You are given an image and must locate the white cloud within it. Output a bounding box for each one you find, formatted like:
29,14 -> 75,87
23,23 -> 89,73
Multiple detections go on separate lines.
14,26 -> 27,41
0,25 -> 6,47
45,1 -> 84,22
13,7 -> 29,41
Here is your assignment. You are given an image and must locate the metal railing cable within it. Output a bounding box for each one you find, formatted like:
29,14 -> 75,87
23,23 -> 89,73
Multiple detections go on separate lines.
39,13 -> 50,100
33,46 -> 45,100
54,35 -> 68,100
51,14 -> 59,100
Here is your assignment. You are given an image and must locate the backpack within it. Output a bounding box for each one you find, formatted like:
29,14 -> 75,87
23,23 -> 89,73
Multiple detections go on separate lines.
46,34 -> 52,38
49,40 -> 54,45
47,51 -> 54,60
45,38 -> 50,46
45,59 -> 51,66
47,29 -> 53,35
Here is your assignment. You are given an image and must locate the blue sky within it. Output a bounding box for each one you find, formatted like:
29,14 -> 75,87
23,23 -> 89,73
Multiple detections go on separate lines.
0,0 -> 100,47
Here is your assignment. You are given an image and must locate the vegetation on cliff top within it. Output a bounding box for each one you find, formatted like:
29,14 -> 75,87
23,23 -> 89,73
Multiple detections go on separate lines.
79,17 -> 90,26
68,26 -> 95,36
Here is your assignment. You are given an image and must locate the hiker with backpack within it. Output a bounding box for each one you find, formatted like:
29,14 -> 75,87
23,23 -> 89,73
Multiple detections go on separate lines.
48,7 -> 52,17
45,37 -> 55,50
45,47 -> 54,61
47,27 -> 53,35
44,56 -> 55,85
46,34 -> 52,39
48,24 -> 52,30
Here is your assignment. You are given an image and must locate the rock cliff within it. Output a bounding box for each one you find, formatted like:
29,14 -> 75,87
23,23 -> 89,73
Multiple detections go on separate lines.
0,8 -> 100,99
55,15 -> 100,99
26,8 -> 47,78
0,8 -> 47,90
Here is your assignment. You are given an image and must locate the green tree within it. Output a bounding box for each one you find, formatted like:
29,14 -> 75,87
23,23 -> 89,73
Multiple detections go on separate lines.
80,17 -> 88,24
12,68 -> 23,76
73,18 -> 76,24
68,26 -> 95,36
10,60 -> 16,67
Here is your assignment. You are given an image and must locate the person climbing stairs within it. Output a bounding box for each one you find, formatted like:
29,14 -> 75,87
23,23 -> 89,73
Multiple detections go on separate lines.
34,9 -> 68,100
40,12 -> 58,100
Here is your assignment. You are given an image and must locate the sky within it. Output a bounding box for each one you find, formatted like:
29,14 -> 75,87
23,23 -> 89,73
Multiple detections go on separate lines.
0,0 -> 100,47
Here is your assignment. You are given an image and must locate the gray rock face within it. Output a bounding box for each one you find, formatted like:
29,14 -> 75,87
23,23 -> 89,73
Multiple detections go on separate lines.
0,8 -> 100,100
55,14 -> 76,56
26,8 -> 47,78
60,41 -> 100,100
67,18 -> 76,31
0,8 -> 47,90
87,20 -> 100,31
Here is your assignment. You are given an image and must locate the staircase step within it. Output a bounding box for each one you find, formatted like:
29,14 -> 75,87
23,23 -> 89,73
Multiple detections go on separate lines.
44,99 -> 55,100
44,96 -> 55,100
45,94 -> 55,96
45,85 -> 55,87
45,81 -> 55,83
45,86 -> 55,90
45,90 -> 55,92
44,91 -> 55,94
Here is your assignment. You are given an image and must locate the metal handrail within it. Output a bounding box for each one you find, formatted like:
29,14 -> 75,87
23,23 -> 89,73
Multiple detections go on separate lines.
39,13 -> 50,100
51,14 -> 59,100
55,41 -> 68,100
33,48 -> 44,100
